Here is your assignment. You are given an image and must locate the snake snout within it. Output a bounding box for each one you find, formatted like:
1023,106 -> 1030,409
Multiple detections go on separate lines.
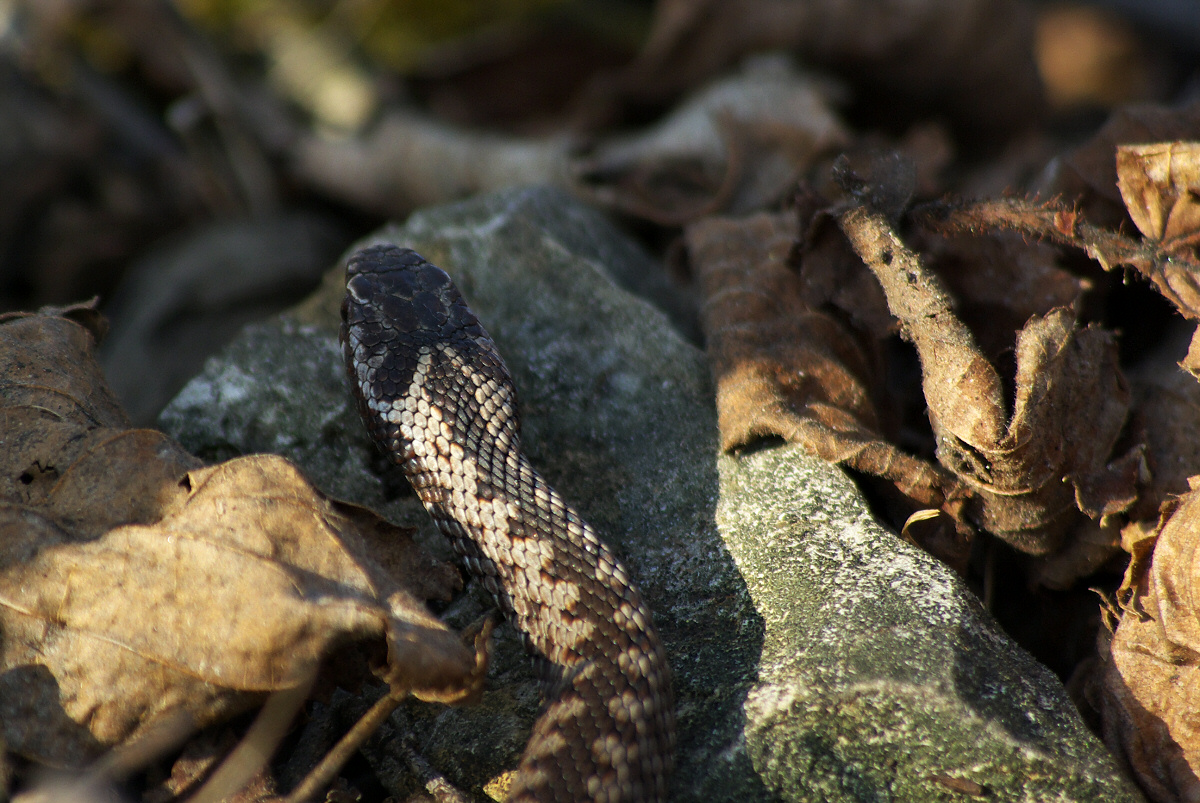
346,243 -> 425,275
347,244 -> 454,295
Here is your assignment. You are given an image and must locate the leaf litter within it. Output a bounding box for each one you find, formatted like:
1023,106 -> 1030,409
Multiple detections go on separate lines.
683,101 -> 1200,799
0,306 -> 487,798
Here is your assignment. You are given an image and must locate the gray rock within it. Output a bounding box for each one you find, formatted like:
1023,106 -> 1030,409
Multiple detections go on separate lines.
159,186 -> 1141,801
721,446 -> 1143,802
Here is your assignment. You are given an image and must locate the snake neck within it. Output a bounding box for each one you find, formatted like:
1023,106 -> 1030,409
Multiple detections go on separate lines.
340,248 -> 674,802
404,432 -> 675,803
374,352 -> 674,803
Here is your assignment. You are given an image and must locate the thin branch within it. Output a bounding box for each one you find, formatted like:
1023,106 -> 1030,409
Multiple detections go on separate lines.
915,196 -> 1200,320
284,685 -> 408,803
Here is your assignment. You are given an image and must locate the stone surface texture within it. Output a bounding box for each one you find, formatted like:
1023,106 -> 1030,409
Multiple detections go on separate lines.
160,186 -> 1142,801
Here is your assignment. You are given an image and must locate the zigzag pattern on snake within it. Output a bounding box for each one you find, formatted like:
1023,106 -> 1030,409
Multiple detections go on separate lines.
340,244 -> 675,802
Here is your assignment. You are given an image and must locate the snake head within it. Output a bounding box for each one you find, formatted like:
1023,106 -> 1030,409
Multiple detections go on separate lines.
342,245 -> 469,338
340,244 -> 518,461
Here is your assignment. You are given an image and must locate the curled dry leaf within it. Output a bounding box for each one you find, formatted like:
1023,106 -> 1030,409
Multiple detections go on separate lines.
574,56 -> 848,224
838,196 -> 1138,557
1099,485 -> 1200,802
0,308 -> 484,771
921,137 -> 1200,331
1113,141 -> 1200,321
687,210 -> 970,569
1116,142 -> 1200,249
1116,506 -> 1175,619
789,188 -> 895,340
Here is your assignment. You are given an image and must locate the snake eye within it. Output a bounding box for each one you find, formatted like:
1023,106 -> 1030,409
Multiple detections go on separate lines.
346,274 -> 373,304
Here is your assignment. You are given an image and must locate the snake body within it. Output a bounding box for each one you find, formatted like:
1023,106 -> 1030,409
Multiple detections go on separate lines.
340,244 -> 674,802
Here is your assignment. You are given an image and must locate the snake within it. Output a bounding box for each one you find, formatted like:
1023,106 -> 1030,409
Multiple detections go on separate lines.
339,244 -> 675,802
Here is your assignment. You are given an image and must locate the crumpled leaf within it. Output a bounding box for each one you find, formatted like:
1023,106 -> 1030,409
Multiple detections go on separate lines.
687,209 -> 970,568
1183,325 -> 1200,381
838,190 -> 1139,557
0,305 -> 193,537
1099,484 -> 1200,802
1116,506 -> 1175,618
0,308 -> 484,770
790,187 -> 895,341
1112,141 -> 1200,324
1116,142 -> 1200,248
574,55 -> 848,224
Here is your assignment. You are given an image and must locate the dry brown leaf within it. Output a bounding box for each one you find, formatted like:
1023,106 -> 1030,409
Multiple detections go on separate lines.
687,210 -> 970,568
584,0 -> 1041,137
1029,519 -> 1121,591
1183,324 -> 1200,380
918,195 -> 1200,323
1107,141 -> 1200,322
573,56 -> 848,224
0,308 -> 483,773
790,191 -> 895,341
838,195 -> 1137,557
1124,371 -> 1200,522
1115,509 -> 1174,618
1116,142 -> 1200,247
0,307 -> 200,535
1099,486 -> 1200,802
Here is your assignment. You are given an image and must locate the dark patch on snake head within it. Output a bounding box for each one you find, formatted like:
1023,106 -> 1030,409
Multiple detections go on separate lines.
343,244 -> 473,340
378,292 -> 422,333
346,244 -> 427,277
412,290 -> 450,331
345,272 -> 374,305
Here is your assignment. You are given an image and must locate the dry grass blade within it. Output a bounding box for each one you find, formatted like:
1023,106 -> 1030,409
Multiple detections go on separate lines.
283,689 -> 402,803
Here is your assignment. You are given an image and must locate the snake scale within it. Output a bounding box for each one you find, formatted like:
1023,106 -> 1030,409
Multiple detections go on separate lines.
340,244 -> 675,802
